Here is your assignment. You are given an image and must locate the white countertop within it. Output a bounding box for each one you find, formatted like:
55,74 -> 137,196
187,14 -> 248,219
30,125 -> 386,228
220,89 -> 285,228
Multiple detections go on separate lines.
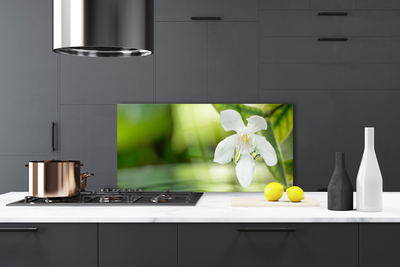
1,192 -> 400,223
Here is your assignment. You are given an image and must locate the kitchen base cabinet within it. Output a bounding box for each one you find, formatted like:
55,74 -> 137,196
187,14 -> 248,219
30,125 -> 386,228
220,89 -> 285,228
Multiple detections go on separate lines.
99,224 -> 177,267
0,223 -> 97,267
178,223 -> 358,267
360,223 -> 400,267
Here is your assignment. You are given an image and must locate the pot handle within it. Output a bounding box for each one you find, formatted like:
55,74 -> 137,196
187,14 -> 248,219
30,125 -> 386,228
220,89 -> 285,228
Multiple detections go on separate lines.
81,172 -> 94,179
25,164 -> 28,167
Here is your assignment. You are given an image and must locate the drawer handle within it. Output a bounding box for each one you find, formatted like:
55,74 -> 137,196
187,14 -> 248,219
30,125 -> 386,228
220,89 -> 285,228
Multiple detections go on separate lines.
237,228 -> 296,232
0,228 -> 38,232
191,17 -> 221,20
318,38 -> 348,42
318,12 -> 348,16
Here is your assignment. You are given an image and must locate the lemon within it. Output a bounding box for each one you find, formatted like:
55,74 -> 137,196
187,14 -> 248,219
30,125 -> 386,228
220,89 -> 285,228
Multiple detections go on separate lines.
264,182 -> 284,201
286,186 -> 305,202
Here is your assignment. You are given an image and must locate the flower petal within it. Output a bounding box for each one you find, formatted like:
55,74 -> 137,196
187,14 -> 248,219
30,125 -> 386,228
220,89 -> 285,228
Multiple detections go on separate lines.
253,135 -> 278,166
235,153 -> 255,188
213,134 -> 237,164
220,109 -> 245,132
246,116 -> 267,134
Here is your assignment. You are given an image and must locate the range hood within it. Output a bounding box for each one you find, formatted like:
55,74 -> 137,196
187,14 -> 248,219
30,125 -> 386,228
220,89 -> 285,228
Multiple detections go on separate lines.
53,0 -> 154,57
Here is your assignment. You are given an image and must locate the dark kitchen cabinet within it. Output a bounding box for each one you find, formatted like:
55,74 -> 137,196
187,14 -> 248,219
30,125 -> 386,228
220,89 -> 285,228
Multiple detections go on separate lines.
359,223 -> 400,267
178,223 -> 358,267
311,0 -> 355,10
155,22 -> 208,103
0,0 -> 57,157
260,11 -> 400,37
156,0 -> 258,22
0,0 -> 57,193
357,0 -> 400,10
60,105 -> 117,190
260,0 -> 310,10
155,0 -> 258,103
99,224 -> 177,267
0,223 -> 97,267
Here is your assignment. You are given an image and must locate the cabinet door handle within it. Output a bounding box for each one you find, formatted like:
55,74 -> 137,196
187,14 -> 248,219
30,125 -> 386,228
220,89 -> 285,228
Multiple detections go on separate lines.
237,228 -> 296,232
191,17 -> 221,20
318,12 -> 348,16
318,38 -> 348,42
52,122 -> 56,152
0,228 -> 38,232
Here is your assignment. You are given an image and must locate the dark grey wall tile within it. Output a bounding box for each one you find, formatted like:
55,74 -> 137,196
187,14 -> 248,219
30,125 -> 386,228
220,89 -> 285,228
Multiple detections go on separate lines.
60,105 -> 117,190
207,22 -> 258,103
260,0 -> 310,10
60,56 -> 154,105
260,63 -> 400,90
260,37 -> 400,63
311,0 -> 355,10
330,90 -> 400,190
156,0 -> 258,21
260,90 -> 334,188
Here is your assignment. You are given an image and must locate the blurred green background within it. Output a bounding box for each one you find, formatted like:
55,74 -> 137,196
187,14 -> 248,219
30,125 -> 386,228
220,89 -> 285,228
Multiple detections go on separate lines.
117,104 -> 293,192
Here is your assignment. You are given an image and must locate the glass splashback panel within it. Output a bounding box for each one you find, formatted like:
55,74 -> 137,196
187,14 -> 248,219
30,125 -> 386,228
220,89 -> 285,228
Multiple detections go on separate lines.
117,104 -> 293,191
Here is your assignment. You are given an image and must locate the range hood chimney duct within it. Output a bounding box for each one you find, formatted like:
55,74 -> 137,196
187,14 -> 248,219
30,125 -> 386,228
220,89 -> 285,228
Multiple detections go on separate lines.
53,0 -> 154,57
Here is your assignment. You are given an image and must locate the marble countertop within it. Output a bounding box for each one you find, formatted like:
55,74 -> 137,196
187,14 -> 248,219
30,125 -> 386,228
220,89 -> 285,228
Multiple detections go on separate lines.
1,192 -> 400,223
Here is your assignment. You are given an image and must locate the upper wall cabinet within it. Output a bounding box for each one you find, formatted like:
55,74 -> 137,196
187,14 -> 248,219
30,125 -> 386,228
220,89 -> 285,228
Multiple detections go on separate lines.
260,0 -> 310,10
0,0 -> 57,156
260,11 -> 400,37
156,0 -> 258,21
357,0 -> 400,10
311,0 -> 355,10
155,0 -> 259,103
260,0 -> 356,10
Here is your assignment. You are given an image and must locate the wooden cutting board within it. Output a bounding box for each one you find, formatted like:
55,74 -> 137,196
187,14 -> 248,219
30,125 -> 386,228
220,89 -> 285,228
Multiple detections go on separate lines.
230,197 -> 320,207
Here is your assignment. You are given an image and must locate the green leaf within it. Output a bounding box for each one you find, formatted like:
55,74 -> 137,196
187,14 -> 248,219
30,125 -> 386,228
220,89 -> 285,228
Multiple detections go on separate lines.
263,121 -> 287,188
283,159 -> 293,187
280,130 -> 293,161
261,104 -> 283,116
269,104 -> 293,144
213,104 -> 263,122
284,159 -> 293,175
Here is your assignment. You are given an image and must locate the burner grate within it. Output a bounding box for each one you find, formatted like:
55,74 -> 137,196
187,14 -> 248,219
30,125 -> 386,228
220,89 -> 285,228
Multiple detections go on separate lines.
7,189 -> 203,206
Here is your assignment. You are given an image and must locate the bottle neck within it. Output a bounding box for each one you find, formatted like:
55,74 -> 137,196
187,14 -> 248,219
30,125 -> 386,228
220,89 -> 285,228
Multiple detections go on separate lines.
335,152 -> 345,169
365,127 -> 375,150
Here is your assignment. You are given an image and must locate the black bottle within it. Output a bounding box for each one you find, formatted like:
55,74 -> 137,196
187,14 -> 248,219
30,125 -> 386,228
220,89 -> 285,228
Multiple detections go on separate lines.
328,152 -> 354,211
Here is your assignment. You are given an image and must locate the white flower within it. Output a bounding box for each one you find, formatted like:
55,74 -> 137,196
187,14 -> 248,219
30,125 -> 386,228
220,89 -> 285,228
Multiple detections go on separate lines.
213,109 -> 277,188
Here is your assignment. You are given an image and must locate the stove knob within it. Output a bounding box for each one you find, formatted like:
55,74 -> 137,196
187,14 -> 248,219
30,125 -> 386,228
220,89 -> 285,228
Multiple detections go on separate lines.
123,188 -> 131,192
112,188 -> 121,192
101,188 -> 111,192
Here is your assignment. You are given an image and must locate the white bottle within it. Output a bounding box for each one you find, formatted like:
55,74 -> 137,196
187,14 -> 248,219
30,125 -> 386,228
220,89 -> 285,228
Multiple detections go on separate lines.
356,127 -> 383,212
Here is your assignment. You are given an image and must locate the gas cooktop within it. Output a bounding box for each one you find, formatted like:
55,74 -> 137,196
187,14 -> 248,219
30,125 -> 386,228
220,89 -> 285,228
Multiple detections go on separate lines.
6,189 -> 203,206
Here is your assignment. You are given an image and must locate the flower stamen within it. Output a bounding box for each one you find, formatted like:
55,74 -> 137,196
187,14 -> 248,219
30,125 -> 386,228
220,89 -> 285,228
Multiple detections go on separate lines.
242,134 -> 249,144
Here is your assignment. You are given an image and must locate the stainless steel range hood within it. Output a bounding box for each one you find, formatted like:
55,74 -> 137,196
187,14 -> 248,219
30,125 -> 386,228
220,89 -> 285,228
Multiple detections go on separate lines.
53,0 -> 154,57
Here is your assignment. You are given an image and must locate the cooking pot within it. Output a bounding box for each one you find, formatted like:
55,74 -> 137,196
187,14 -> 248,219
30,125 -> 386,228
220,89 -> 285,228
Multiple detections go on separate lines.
26,160 -> 93,198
